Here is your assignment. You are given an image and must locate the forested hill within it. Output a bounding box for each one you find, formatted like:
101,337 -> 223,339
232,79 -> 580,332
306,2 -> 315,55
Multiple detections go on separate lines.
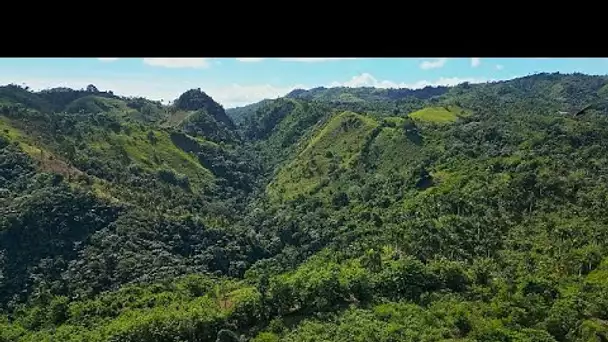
2,72 -> 608,341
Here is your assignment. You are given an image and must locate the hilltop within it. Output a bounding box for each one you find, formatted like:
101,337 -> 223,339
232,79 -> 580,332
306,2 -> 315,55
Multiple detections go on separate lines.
2,72 -> 608,341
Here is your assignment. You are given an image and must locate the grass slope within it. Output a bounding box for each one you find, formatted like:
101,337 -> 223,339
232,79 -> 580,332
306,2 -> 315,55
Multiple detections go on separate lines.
86,125 -> 214,191
267,111 -> 378,202
408,105 -> 471,124
364,117 -> 425,176
5,73 -> 608,342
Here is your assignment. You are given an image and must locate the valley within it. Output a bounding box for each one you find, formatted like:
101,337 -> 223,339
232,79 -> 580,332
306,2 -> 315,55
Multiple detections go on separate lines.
1,72 -> 608,341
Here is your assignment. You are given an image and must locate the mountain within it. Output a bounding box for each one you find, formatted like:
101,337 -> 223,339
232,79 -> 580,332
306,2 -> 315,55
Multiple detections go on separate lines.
170,88 -> 240,144
2,72 -> 608,341
227,99 -> 275,125
284,85 -> 449,102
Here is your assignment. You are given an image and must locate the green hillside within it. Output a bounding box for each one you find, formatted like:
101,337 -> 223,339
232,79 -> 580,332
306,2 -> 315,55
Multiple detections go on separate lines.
284,85 -> 449,102
226,99 -> 275,124
408,105 -> 471,123
0,85 -> 263,309
2,73 -> 608,341
267,111 -> 379,202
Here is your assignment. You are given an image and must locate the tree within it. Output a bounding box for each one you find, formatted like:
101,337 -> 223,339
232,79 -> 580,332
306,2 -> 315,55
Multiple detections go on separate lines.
86,84 -> 99,93
361,249 -> 382,272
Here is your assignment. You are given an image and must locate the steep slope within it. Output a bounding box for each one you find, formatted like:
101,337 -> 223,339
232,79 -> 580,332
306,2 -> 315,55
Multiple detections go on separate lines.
4,72 -> 608,342
0,85 -> 264,310
244,93 -> 608,341
226,99 -> 274,125
267,111 -> 380,202
164,88 -> 240,144
240,73 -> 608,341
233,98 -> 334,176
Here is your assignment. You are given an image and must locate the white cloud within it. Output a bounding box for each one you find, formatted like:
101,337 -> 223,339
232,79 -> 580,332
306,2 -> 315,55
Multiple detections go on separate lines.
0,76 -> 305,109
0,72 -> 489,109
471,58 -> 481,67
98,58 -> 119,62
420,58 -> 448,70
206,83 -> 307,108
330,72 -> 486,89
235,58 -> 266,62
142,58 -> 211,69
235,58 -> 359,63
236,58 -> 359,63
496,64 -> 504,70
279,58 -> 358,63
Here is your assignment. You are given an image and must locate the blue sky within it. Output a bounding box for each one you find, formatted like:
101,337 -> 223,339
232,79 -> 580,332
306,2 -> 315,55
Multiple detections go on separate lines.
0,57 -> 606,108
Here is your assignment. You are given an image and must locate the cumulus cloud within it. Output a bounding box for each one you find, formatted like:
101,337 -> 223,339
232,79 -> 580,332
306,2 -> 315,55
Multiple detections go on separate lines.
1,72 -> 488,109
142,58 -> 211,69
419,58 -> 448,70
206,83 -> 307,108
471,58 -> 481,67
330,72 -> 486,89
235,58 -> 266,62
235,58 -> 359,63
0,76 -> 305,109
279,58 -> 358,62
98,58 -> 119,62
235,58 -> 358,63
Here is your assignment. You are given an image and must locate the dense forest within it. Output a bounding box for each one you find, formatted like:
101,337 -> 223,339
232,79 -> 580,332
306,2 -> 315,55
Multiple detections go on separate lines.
1,72 -> 608,341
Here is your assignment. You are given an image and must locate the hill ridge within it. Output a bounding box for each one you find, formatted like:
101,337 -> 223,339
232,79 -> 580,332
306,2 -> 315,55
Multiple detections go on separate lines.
2,71 -> 608,341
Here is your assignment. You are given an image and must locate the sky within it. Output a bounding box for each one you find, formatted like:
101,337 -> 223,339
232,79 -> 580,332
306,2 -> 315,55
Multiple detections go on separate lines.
0,57 -> 606,108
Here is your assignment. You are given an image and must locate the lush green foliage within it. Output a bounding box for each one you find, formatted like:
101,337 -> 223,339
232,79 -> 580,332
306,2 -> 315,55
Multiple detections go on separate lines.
2,73 -> 608,341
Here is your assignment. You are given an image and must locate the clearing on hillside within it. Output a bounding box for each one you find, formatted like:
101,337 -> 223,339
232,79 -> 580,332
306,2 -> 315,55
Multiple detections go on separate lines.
408,105 -> 471,123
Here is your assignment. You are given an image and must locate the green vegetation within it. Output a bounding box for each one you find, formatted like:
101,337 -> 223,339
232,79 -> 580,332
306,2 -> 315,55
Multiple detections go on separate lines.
409,105 -> 470,123
2,72 -> 608,341
267,111 -> 378,202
